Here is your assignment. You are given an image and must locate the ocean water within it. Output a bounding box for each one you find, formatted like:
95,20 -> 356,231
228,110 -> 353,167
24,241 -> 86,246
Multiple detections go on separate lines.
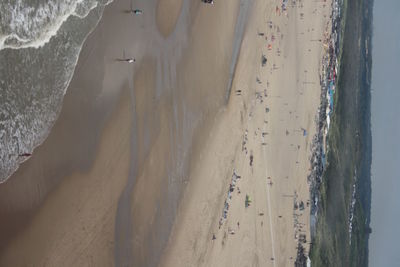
0,0 -> 112,183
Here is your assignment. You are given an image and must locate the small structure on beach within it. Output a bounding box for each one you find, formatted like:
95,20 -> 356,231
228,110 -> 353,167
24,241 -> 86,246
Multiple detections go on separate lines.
245,194 -> 252,208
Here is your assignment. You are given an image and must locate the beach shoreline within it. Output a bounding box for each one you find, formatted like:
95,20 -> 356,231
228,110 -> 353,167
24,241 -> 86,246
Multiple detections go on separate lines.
1,0 -> 334,266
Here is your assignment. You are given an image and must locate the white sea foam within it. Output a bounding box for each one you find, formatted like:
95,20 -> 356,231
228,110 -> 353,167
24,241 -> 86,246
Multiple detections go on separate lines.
0,0 -> 113,183
0,0 -> 104,50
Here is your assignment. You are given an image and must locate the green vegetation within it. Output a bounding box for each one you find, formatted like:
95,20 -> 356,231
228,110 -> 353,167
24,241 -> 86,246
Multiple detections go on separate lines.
309,0 -> 372,266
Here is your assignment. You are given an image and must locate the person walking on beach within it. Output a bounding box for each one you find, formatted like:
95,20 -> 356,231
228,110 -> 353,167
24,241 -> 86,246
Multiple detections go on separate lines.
117,50 -> 136,63
116,58 -> 135,63
127,0 -> 143,14
131,9 -> 142,15
122,58 -> 135,63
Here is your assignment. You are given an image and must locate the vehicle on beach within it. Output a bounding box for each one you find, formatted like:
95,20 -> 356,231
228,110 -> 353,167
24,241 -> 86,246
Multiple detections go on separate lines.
201,0 -> 214,4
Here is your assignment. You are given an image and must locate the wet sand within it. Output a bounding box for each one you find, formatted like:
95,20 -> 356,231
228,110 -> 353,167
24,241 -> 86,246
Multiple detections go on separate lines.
156,0 -> 184,37
0,0 -> 244,266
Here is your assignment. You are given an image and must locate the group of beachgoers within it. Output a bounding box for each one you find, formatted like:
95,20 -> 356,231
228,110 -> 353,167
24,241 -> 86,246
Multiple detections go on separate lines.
308,0 -> 342,236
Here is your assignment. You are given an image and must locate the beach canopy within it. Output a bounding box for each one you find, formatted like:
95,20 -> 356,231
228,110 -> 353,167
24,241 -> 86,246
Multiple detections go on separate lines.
245,195 -> 252,207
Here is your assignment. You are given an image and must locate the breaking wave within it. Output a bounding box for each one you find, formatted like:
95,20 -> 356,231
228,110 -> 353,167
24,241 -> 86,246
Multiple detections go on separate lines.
0,0 -> 104,49
0,0 -> 112,182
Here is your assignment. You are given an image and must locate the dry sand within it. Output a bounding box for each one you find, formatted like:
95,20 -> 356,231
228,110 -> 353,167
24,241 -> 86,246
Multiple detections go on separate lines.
0,0 -> 331,266
161,0 -> 332,266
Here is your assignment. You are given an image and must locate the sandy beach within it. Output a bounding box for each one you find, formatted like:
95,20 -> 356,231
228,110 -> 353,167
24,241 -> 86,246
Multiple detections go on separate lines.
0,0 -> 331,266
161,0 -> 331,266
